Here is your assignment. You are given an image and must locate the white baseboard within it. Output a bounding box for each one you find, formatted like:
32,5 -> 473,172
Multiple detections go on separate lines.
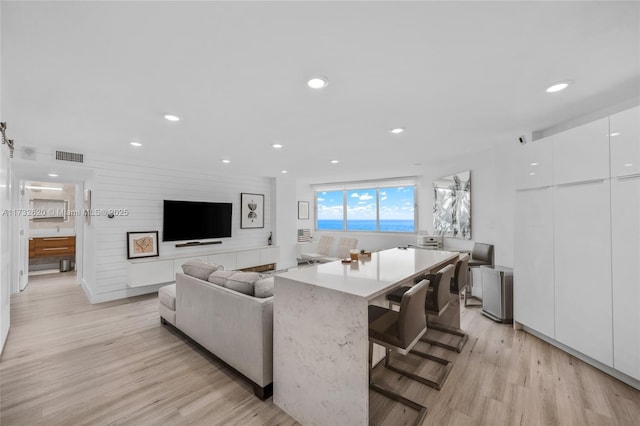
522,326 -> 640,391
80,278 -> 167,304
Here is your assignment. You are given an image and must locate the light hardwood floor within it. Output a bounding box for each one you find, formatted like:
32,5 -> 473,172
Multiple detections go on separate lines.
1,273 -> 639,425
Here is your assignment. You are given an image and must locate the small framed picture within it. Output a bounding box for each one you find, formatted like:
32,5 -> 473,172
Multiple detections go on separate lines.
298,201 -> 309,220
127,231 -> 159,259
241,193 -> 264,229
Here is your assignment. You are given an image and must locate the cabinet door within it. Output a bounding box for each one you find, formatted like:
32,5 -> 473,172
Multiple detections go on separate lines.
514,188 -> 555,337
515,138 -> 554,190
236,249 -> 261,269
611,176 -> 640,379
208,252 -> 237,270
553,118 -> 610,185
260,246 -> 280,265
128,260 -> 174,287
610,106 -> 640,178
554,180 -> 613,366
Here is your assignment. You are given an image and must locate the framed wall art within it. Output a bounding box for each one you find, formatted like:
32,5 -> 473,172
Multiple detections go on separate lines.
240,193 -> 264,229
298,201 -> 309,220
127,231 -> 159,259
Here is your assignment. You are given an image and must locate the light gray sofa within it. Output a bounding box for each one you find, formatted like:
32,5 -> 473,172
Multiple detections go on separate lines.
166,272 -> 274,399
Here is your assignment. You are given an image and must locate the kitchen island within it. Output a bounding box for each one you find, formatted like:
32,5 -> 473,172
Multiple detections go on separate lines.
273,247 -> 459,426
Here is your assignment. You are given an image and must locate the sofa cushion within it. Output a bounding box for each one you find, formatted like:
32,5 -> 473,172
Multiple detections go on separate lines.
254,277 -> 274,298
208,269 -> 235,286
224,271 -> 261,296
158,284 -> 176,310
182,261 -> 222,280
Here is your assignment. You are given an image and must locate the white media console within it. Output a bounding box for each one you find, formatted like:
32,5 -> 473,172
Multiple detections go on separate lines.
126,245 -> 280,287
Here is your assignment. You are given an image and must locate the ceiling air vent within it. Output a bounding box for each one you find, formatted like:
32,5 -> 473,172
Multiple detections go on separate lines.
55,150 -> 84,163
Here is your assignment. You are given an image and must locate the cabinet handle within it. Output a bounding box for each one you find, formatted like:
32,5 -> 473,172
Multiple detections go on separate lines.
516,186 -> 551,192
42,237 -> 70,241
556,179 -> 604,187
618,173 -> 640,181
42,247 -> 70,251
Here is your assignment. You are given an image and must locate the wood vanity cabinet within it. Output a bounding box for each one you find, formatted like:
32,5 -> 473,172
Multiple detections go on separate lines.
29,236 -> 76,258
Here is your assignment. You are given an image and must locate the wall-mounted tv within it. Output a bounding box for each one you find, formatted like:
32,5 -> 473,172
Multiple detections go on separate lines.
163,200 -> 233,242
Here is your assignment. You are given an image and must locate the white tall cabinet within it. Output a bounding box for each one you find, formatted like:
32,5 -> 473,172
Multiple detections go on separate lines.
514,137 -> 555,338
609,106 -> 640,380
553,180 -> 612,366
514,106 -> 640,386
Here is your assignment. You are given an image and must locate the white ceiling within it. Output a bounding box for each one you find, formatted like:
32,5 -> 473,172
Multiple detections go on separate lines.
2,1 -> 639,182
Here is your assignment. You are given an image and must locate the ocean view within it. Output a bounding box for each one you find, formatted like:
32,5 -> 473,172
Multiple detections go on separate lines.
317,219 -> 414,232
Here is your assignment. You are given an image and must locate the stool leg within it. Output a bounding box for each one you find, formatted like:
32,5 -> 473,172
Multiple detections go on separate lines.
369,343 -> 428,425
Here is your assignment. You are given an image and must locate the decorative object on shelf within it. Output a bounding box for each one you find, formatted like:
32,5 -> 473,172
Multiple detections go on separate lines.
0,122 -> 16,158
298,201 -> 309,220
433,170 -> 471,239
241,193 -> 264,229
297,228 -> 311,242
268,232 -> 273,246
83,189 -> 91,224
349,250 -> 359,261
359,249 -> 372,258
126,231 -> 159,259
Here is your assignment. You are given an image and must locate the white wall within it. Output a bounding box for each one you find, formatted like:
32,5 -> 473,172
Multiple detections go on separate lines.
81,156 -> 274,303
0,0 -> 10,354
274,176 -> 298,269
296,145 -> 517,267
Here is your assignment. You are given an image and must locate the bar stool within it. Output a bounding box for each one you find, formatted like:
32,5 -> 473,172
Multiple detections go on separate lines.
424,255 -> 470,352
466,242 -> 494,306
381,273 -> 454,390
368,279 -> 429,425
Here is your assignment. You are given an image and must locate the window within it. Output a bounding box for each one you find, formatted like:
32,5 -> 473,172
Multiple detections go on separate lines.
316,190 -> 344,230
379,186 -> 415,232
315,184 -> 416,233
347,189 -> 377,231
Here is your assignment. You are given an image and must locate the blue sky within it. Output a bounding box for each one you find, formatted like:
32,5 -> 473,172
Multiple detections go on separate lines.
317,187 -> 414,221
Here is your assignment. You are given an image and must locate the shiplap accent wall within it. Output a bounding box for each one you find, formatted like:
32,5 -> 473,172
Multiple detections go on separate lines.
82,157 -> 273,303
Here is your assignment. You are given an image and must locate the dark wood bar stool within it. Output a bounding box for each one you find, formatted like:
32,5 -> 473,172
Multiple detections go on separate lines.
368,279 -> 430,426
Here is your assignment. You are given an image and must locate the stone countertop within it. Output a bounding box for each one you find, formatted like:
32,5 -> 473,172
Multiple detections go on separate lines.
276,247 -> 459,300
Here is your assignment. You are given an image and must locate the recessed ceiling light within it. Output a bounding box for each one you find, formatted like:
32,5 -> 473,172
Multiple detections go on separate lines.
330,160 -> 340,164
48,173 -> 59,177
529,172 -> 536,176
390,128 -> 404,134
307,76 -> 328,89
610,132 -> 621,137
281,170 -> 288,174
624,163 -> 633,167
545,81 -> 572,93
530,162 -> 539,166
221,159 -> 231,164
164,114 -> 181,122
272,144 -> 283,149
130,141 -> 142,147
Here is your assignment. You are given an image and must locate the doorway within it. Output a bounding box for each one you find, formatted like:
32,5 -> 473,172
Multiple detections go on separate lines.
19,180 -> 82,290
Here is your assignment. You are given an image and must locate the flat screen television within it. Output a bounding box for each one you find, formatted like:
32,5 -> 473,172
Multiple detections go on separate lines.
163,200 -> 233,241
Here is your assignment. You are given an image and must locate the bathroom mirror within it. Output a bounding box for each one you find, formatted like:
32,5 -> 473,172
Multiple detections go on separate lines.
29,198 -> 68,221
433,170 -> 471,239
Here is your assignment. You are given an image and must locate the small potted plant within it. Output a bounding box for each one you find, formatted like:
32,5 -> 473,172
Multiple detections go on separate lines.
359,249 -> 372,258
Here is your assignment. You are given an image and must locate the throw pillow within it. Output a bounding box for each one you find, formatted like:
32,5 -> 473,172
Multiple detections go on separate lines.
254,277 -> 274,298
224,271 -> 261,296
182,260 -> 222,281
208,269 -> 235,286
